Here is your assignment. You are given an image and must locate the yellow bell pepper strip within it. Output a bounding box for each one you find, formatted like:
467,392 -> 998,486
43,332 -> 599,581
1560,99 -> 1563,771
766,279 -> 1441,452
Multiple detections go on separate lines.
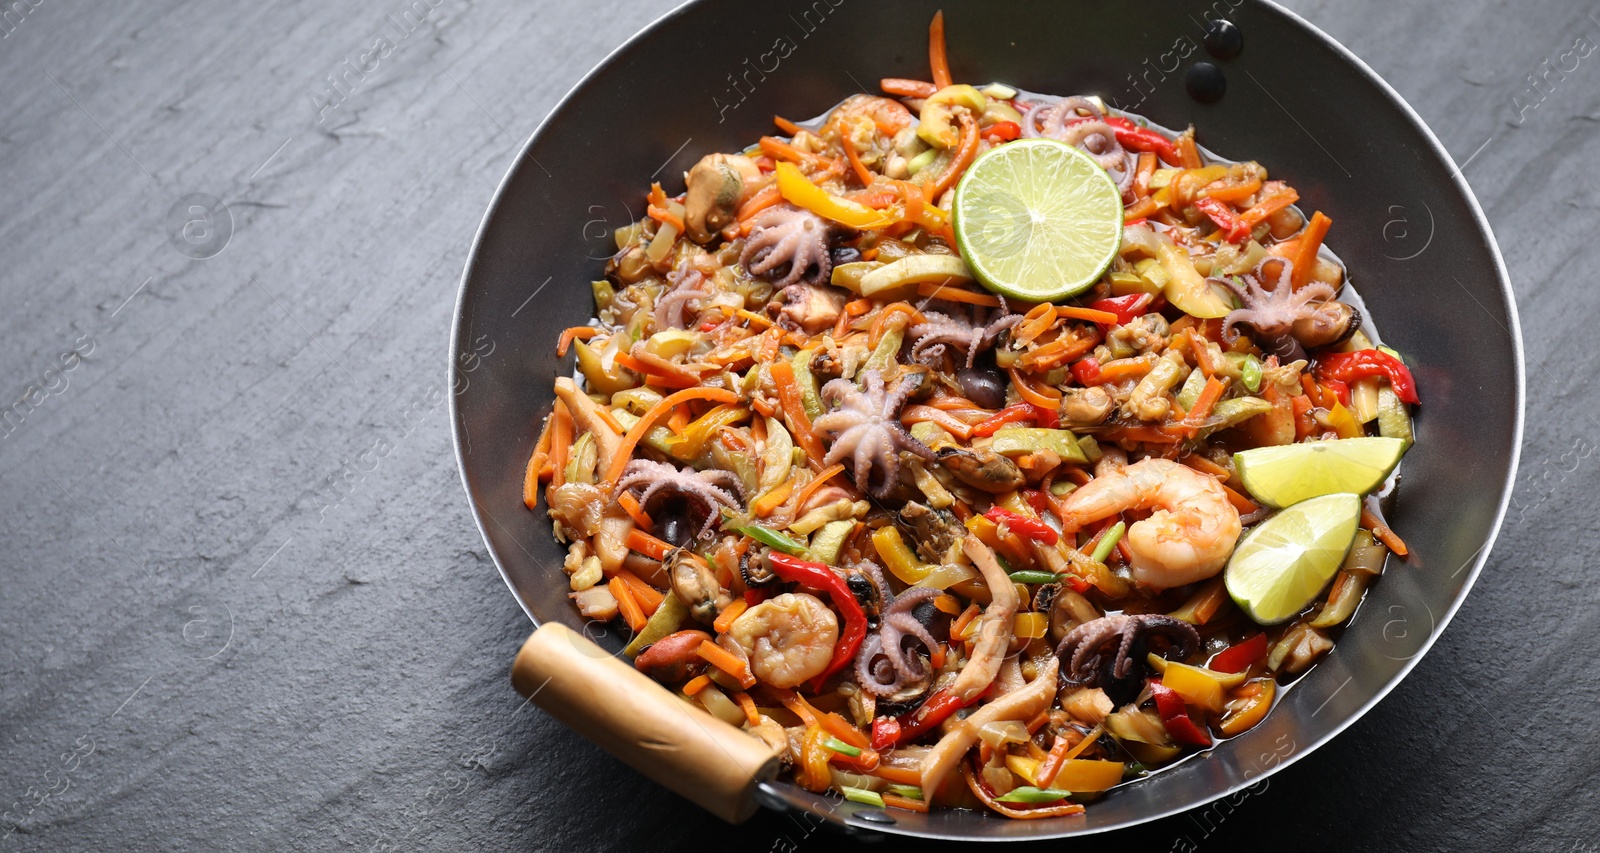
775,162 -> 896,229
1219,678 -> 1276,737
664,404 -> 748,461
872,526 -> 931,584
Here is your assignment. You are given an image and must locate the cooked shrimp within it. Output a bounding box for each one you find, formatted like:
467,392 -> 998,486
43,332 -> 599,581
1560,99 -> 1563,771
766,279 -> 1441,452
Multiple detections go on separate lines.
726,592 -> 839,688
1056,458 -> 1241,589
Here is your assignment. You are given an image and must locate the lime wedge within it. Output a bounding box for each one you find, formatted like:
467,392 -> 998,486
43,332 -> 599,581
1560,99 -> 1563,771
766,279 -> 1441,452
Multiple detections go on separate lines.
952,139 -> 1123,302
1233,437 -> 1406,510
1226,493 -> 1361,625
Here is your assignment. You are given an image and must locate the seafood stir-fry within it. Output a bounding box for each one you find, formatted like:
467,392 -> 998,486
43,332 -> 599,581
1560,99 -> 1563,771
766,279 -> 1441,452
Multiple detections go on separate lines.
523,13 -> 1418,820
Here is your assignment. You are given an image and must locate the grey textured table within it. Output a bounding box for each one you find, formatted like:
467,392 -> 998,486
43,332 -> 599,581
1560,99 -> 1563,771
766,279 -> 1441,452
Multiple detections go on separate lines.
0,0 -> 1592,850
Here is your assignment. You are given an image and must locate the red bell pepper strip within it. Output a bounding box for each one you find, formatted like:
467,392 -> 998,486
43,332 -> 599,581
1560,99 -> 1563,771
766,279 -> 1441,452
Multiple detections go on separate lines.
1087,293 -> 1154,326
971,403 -> 1058,437
983,506 -> 1059,546
1023,489 -> 1051,516
767,553 -> 867,691
1101,116 -> 1179,165
1071,357 -> 1103,386
873,687 -> 978,749
1316,350 -> 1419,405
1320,378 -> 1351,407
1150,681 -> 1212,747
1208,633 -> 1267,674
981,120 -> 1022,142
1194,197 -> 1248,243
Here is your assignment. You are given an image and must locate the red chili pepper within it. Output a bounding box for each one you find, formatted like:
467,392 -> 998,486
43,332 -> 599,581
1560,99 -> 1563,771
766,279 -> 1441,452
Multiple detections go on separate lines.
767,553 -> 867,691
1317,350 -> 1419,405
878,687 -> 977,748
1101,116 -> 1179,165
981,120 -> 1022,142
1087,293 -> 1154,326
1071,358 -> 1103,386
743,587 -> 768,607
1149,681 -> 1212,747
1194,197 -> 1247,243
983,506 -> 1059,546
971,403 -> 1055,437
870,716 -> 901,751
1208,633 -> 1267,674
1063,575 -> 1091,594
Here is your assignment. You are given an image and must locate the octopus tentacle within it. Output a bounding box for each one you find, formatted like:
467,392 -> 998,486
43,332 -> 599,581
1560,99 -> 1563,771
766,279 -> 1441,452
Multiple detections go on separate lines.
614,459 -> 743,539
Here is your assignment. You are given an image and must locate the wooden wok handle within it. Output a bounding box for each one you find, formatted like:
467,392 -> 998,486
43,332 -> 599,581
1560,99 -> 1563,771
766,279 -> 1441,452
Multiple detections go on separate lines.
511,622 -> 781,823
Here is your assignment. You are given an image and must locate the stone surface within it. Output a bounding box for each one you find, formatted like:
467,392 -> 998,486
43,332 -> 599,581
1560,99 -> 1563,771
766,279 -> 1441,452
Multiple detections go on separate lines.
0,0 -> 1594,851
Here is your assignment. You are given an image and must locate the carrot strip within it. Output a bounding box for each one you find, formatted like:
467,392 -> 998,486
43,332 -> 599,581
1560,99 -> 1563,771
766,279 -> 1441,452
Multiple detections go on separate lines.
869,303 -> 926,348
770,360 -> 827,468
610,577 -> 648,632
1180,453 -> 1231,479
1006,366 -> 1062,408
713,598 -> 749,634
951,602 -> 981,641
751,479 -> 795,517
843,135 -> 874,188
736,184 -> 782,226
775,689 -> 820,728
759,135 -> 820,166
773,115 -> 802,136
682,674 -> 712,695
1133,151 -> 1158,198
624,528 -> 674,562
1175,130 -> 1203,169
1220,482 -> 1259,515
604,387 -> 739,486
1056,305 -> 1121,325
928,10 -> 952,89
916,281 -> 1002,307
835,297 -> 874,338
927,112 -> 979,201
871,764 -> 923,786
523,412 -> 555,509
732,690 -> 762,727
1123,195 -> 1161,223
1185,376 -> 1226,428
1013,302 -> 1056,346
646,204 -> 685,234
1236,185 -> 1300,233
548,401 -> 573,489
1290,211 -> 1332,289
792,464 -> 846,514
1362,509 -> 1410,557
616,570 -> 664,615
697,640 -> 757,688
1187,330 -> 1217,377
1097,357 -> 1155,383
556,326 -> 599,357
881,77 -> 937,98
882,793 -> 929,813
820,712 -> 870,749
593,404 -> 626,437
618,491 -> 654,530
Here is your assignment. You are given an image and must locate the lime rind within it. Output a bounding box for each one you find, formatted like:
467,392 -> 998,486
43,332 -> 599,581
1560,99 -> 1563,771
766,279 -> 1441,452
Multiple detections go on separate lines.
1233,436 -> 1407,510
952,139 -> 1123,302
1225,492 -> 1362,625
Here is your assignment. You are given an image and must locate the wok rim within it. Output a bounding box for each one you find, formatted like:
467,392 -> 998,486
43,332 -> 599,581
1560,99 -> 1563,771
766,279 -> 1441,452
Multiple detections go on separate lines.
447,0 -> 1526,840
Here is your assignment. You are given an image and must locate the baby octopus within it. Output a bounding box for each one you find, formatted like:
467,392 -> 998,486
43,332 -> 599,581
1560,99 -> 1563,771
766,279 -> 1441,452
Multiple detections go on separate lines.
613,459 -> 744,542
812,369 -> 935,499
740,204 -> 834,288
1221,261 -> 1359,361
1056,613 -> 1201,703
908,301 -> 1023,369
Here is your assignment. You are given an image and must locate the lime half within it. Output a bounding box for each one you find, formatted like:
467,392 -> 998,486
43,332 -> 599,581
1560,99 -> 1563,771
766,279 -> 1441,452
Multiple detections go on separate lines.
1234,437 -> 1406,510
1226,493 -> 1362,625
952,139 -> 1123,302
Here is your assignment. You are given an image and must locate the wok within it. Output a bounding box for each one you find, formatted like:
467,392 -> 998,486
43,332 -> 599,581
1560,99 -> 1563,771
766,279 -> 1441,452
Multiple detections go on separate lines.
449,0 -> 1523,840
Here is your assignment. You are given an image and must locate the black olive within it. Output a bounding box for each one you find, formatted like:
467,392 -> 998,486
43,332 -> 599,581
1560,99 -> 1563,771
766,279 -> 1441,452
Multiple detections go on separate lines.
831,246 -> 863,267
956,365 -> 1008,409
1186,62 -> 1227,104
1203,19 -> 1244,61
